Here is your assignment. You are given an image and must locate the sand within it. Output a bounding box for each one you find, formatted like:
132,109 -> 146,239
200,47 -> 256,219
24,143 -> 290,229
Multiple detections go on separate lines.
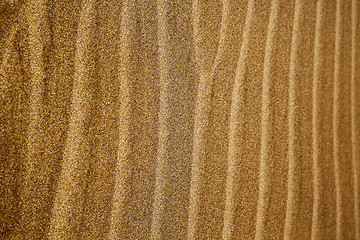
0,0 -> 359,239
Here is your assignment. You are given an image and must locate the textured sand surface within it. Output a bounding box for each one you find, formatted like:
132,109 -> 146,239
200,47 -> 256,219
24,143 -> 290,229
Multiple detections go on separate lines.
0,0 -> 360,239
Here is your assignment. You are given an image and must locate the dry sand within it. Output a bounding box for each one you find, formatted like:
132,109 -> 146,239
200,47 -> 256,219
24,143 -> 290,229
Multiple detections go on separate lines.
0,0 -> 359,239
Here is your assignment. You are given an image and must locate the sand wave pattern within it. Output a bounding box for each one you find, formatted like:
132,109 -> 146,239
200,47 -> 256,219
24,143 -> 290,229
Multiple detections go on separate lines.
0,0 -> 359,239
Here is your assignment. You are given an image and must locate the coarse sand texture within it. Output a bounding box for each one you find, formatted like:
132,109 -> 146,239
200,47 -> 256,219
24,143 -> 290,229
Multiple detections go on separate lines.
0,0 -> 360,239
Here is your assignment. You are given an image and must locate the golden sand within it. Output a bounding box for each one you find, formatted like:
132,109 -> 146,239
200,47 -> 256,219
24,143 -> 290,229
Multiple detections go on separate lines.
0,0 -> 359,239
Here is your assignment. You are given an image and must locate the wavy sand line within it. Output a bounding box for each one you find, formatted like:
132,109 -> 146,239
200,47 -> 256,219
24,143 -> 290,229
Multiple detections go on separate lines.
254,0 -> 279,239
311,1 -> 323,239
351,0 -> 359,238
283,0 -> 302,238
187,1 -> 229,238
222,1 -> 254,239
20,0 -> 49,238
151,0 -> 171,238
334,0 -> 342,238
49,0 -> 96,238
108,1 -> 135,239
